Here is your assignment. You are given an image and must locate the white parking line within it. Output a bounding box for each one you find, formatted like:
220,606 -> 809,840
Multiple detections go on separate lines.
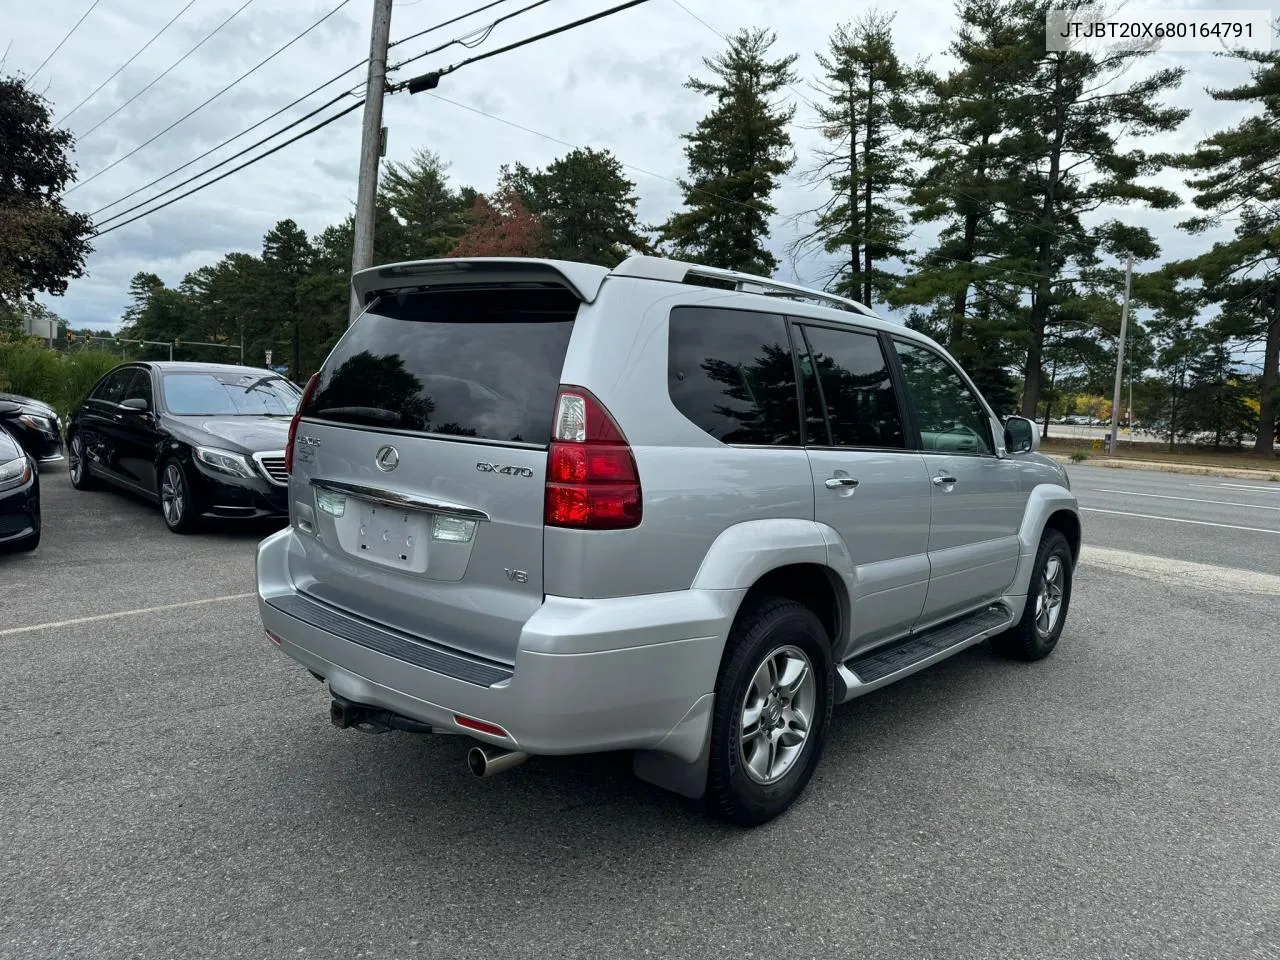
1092,489 -> 1280,511
1079,545 -> 1280,595
1080,507 -> 1280,535
0,593 -> 255,638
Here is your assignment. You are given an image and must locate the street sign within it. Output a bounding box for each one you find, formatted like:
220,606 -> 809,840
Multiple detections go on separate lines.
265,350 -> 273,365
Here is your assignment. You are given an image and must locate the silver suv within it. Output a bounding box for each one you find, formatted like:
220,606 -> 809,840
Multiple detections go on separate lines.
256,255 -> 1080,826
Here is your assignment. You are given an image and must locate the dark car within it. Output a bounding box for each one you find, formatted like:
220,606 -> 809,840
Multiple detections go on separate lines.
0,391 -> 65,467
66,361 -> 300,533
0,407 -> 40,553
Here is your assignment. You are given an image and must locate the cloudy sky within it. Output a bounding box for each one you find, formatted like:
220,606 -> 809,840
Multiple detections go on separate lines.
7,0 -> 1266,336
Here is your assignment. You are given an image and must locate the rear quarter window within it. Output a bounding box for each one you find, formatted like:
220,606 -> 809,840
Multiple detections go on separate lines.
667,306 -> 801,445
307,287 -> 579,446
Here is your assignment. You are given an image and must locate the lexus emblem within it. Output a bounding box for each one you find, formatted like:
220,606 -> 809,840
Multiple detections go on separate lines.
374,445 -> 400,472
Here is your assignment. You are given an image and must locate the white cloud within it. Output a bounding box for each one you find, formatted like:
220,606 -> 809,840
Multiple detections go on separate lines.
9,0 -> 1259,329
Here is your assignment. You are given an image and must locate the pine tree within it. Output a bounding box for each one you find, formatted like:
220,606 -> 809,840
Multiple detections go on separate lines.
499,148 -> 647,266
262,219 -> 315,379
380,149 -> 471,258
794,12 -> 919,308
1001,0 -> 1187,418
892,0 -> 1026,354
1172,50 -> 1280,456
659,28 -> 799,275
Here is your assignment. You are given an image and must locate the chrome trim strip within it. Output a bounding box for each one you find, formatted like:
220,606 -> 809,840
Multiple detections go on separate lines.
309,477 -> 490,521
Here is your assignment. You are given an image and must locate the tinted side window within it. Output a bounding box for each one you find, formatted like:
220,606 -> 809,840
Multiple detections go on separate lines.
93,370 -> 130,404
799,325 -> 905,449
308,287 -> 577,446
122,370 -> 153,406
893,340 -> 994,455
668,307 -> 801,446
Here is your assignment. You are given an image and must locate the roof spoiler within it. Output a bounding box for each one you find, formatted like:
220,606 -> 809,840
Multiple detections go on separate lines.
351,258 -> 612,307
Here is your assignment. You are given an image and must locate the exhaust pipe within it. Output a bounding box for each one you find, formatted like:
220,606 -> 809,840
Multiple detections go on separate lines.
467,745 -> 528,778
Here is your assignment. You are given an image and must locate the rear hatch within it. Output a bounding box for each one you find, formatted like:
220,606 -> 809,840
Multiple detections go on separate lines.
287,278 -> 585,666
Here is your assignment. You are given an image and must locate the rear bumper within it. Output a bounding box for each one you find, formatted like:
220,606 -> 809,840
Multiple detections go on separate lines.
255,527 -> 741,758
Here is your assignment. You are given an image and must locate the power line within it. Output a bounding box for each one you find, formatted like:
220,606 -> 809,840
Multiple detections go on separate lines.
69,0 -> 355,196
73,0 -> 259,143
393,0 -> 654,93
388,0 -> 515,49
388,0 -> 556,73
94,89 -> 361,228
29,0 -> 103,82
87,0 -> 559,224
91,65 -> 367,218
57,0 -> 200,126
93,99 -> 365,237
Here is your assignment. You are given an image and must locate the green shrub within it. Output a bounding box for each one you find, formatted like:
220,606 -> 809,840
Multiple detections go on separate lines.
1069,451 -> 1089,463
57,350 -> 121,420
0,342 -> 62,405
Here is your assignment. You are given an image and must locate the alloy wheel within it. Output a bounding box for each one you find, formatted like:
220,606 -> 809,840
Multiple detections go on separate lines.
160,463 -> 186,527
738,644 -> 817,785
1035,554 -> 1065,639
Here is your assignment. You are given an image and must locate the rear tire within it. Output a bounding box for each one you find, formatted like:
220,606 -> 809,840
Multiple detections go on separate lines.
706,597 -> 833,827
159,459 -> 201,534
67,433 -> 99,491
991,529 -> 1073,662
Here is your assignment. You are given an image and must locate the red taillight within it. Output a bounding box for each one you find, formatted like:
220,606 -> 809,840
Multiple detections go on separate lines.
285,373 -> 320,475
544,386 -> 641,530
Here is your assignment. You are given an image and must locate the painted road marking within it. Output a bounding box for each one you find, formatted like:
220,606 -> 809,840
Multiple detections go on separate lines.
1188,483 -> 1280,494
1080,545 -> 1280,595
0,593 -> 255,638
1080,507 -> 1280,535
1092,489 -> 1280,511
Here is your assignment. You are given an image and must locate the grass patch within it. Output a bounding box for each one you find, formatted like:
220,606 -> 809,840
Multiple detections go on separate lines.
1041,435 -> 1278,472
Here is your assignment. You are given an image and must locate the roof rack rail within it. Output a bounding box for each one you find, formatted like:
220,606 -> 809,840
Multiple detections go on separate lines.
609,255 -> 878,317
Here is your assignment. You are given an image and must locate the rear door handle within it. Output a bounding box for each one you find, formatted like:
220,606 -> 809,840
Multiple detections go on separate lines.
825,477 -> 859,489
933,475 -> 959,486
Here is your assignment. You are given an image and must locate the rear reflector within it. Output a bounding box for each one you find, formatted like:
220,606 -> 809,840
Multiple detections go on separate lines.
266,630 -> 284,645
454,714 -> 510,739
544,386 -> 641,530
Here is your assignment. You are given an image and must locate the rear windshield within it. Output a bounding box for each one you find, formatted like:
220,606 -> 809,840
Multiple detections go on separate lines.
162,372 -> 299,416
306,286 -> 578,445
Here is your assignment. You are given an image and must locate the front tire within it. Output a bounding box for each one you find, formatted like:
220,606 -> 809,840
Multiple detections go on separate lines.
706,597 -> 833,827
991,529 -> 1073,662
67,434 -> 99,490
159,459 -> 201,534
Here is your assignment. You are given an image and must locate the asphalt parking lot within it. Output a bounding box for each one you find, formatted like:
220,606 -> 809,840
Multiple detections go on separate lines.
2,465 -> 1277,960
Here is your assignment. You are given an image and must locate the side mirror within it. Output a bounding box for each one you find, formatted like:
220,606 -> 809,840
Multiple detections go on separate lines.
0,400 -> 21,417
1004,415 -> 1039,454
120,397 -> 150,413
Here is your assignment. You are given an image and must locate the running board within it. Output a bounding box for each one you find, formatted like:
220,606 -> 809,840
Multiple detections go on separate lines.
836,604 -> 1014,703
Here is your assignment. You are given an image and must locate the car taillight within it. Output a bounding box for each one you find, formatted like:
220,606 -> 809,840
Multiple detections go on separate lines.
545,386 -> 641,530
285,373 -> 320,475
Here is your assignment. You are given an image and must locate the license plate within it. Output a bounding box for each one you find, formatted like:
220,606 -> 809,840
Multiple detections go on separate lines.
348,504 -> 427,571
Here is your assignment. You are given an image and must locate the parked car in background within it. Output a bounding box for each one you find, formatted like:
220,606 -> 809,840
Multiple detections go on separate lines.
66,362 -> 300,533
257,254 -> 1081,827
0,406 -> 40,553
0,392 -> 65,468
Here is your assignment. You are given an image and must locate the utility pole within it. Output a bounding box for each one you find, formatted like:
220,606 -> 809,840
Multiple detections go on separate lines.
349,0 -> 394,326
1108,256 -> 1134,455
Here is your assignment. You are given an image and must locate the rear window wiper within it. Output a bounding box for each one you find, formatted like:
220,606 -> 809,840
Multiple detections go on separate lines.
312,405 -> 403,424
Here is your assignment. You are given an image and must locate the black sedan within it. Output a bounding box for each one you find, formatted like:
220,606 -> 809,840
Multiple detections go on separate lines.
66,361 -> 300,533
0,391 -> 65,467
0,410 -> 40,553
